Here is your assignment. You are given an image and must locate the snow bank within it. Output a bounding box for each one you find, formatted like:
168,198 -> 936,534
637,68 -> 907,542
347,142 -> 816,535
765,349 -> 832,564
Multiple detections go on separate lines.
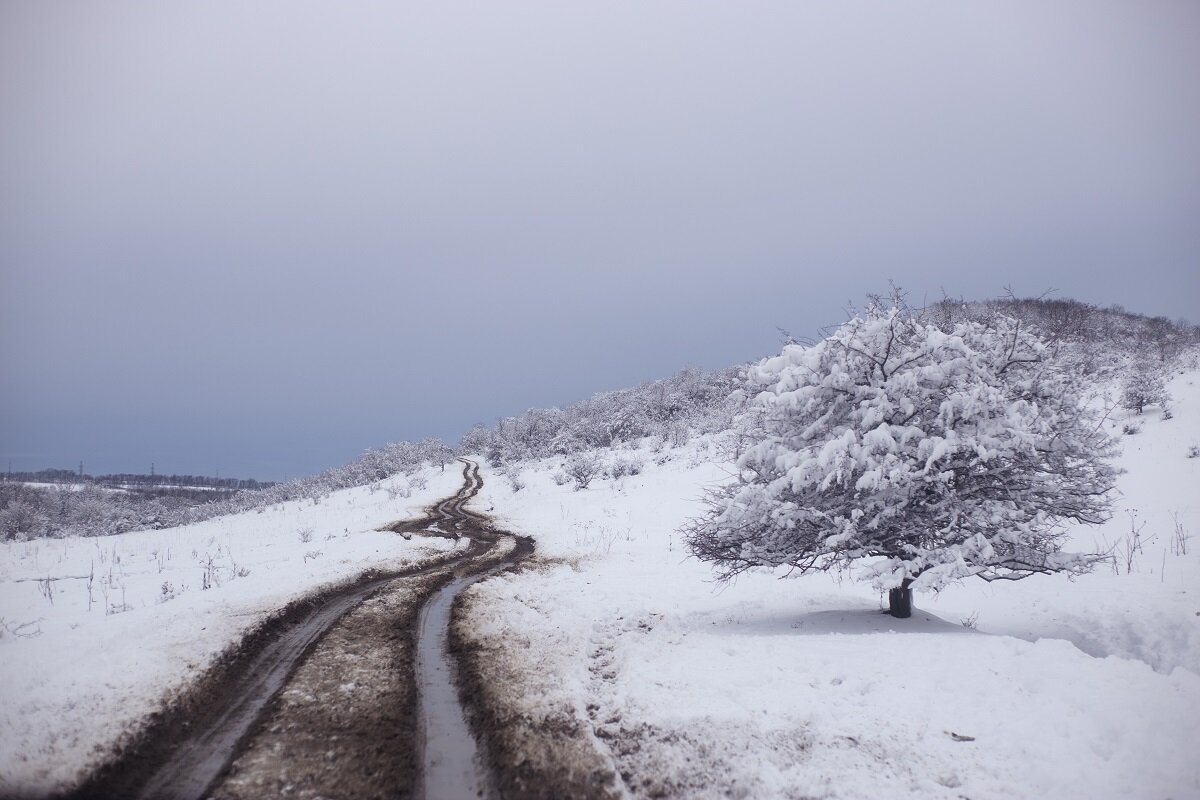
460,368 -> 1200,798
0,465 -> 461,794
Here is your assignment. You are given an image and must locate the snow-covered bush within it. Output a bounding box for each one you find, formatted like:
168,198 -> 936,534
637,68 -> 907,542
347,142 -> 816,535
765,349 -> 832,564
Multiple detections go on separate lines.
459,367 -> 741,465
928,295 -> 1200,376
686,299 -> 1119,617
606,456 -> 644,479
503,465 -> 525,493
565,453 -> 602,490
0,493 -> 50,541
1121,368 -> 1171,415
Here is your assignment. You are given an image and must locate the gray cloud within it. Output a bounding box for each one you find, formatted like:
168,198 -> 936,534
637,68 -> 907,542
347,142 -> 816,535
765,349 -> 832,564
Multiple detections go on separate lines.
3,1 -> 1198,478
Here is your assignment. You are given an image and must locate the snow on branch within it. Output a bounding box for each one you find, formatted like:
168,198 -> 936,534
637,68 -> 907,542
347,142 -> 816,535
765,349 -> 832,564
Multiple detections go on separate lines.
686,297 -> 1120,601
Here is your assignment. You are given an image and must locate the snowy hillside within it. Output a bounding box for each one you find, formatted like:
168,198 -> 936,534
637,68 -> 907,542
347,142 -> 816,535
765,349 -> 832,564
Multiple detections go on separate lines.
2,301 -> 1197,798
458,368 -> 1200,799
0,466 -> 462,794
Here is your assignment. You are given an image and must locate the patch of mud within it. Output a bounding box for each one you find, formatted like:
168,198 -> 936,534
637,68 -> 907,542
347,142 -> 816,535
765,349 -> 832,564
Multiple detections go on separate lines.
383,459 -> 489,541
450,559 -> 624,800
209,571 -> 449,800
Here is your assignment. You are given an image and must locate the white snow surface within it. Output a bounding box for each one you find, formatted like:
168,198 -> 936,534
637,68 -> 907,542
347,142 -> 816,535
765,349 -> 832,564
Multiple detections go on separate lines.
464,369 -> 1200,799
3,371 -> 1199,798
0,465 -> 462,793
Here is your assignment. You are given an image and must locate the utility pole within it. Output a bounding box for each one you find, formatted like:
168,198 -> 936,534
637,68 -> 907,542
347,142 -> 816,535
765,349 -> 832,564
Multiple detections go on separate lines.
78,460 -> 84,479
151,461 -> 155,478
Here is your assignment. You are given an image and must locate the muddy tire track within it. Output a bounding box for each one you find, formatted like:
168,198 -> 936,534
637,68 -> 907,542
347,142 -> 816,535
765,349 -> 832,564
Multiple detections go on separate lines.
450,571 -> 626,800
67,459 -> 531,800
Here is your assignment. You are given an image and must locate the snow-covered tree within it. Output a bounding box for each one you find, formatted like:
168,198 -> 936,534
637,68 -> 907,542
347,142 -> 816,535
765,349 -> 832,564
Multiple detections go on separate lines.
0,493 -> 51,541
417,437 -> 457,472
1120,368 -> 1170,415
686,301 -> 1119,617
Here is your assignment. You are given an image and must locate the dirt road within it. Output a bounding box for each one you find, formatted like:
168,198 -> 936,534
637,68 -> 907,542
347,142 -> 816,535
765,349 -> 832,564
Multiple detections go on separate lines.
69,459 -> 530,800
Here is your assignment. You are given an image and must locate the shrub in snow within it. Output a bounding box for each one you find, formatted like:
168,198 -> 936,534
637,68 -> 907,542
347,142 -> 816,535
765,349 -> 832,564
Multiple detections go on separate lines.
1121,368 -> 1170,415
606,456 -> 644,479
1171,512 -> 1190,556
503,465 -> 525,493
0,495 -> 50,541
565,453 -> 602,490
1187,444 -> 1200,459
686,299 -> 1119,618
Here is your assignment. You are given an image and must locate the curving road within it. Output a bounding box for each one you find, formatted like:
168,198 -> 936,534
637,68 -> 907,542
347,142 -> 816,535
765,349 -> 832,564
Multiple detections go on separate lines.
70,459 -> 530,800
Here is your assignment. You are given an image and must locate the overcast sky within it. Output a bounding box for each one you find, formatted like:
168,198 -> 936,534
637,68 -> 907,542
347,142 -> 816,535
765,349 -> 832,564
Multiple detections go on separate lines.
2,2 -> 1197,480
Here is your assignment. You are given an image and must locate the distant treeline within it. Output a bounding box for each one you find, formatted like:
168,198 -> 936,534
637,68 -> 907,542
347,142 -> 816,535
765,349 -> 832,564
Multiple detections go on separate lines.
928,295 -> 1200,374
459,365 -> 742,469
2,469 -> 273,491
0,439 -> 454,541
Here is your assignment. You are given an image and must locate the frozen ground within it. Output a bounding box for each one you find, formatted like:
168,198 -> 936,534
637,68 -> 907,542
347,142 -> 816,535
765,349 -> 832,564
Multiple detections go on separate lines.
0,464 -> 461,795
461,369 -> 1200,799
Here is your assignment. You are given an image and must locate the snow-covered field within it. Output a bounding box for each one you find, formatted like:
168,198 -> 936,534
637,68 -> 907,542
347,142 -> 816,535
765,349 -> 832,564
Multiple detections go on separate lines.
4,369 -> 1198,799
0,465 -> 462,794
462,369 -> 1200,799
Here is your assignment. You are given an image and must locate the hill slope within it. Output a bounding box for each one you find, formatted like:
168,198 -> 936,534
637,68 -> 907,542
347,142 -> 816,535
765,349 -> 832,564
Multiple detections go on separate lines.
456,367 -> 1200,799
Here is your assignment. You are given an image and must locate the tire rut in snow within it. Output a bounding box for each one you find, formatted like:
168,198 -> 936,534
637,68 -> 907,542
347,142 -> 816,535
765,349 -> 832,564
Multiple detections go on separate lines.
67,459 -> 530,800
208,569 -> 450,800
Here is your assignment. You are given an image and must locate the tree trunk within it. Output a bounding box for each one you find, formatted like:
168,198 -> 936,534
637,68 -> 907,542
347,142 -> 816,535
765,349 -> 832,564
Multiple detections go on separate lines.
888,578 -> 914,618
